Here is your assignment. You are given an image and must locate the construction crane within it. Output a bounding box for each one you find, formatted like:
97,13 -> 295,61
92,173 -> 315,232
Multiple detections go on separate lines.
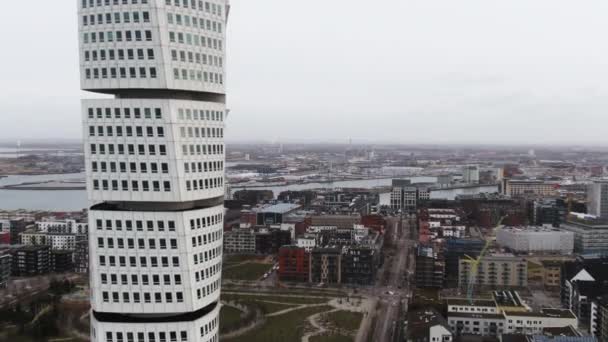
461,216 -> 506,303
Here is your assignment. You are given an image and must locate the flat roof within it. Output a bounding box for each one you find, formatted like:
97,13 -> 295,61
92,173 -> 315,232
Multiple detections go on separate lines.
504,309 -> 575,319
256,203 -> 300,214
448,312 -> 504,320
447,298 -> 496,307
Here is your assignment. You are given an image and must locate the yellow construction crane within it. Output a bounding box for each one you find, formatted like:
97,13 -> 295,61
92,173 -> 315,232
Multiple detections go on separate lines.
462,216 -> 506,303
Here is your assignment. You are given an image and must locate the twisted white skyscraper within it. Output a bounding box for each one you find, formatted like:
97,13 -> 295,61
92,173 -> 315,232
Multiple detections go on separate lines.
78,1 -> 228,341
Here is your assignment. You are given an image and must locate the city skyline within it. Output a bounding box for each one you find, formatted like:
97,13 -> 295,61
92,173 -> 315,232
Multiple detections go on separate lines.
2,0 -> 608,144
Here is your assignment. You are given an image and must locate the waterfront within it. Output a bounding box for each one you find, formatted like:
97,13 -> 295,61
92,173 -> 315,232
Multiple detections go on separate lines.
0,173 -> 499,211
0,173 -> 87,211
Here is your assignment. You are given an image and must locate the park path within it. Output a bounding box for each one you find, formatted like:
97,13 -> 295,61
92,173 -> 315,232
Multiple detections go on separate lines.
266,303 -> 329,317
301,308 -> 340,342
222,291 -> 333,300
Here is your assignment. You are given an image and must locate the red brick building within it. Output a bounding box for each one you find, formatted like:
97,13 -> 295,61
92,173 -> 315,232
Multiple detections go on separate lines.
278,246 -> 310,282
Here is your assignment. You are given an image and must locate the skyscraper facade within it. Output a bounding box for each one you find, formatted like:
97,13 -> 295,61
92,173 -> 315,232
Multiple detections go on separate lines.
78,1 -> 228,341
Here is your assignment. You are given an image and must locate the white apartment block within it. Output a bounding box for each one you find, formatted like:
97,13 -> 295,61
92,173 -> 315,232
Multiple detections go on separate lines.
21,231 -> 78,251
496,226 -> 574,254
37,219 -> 88,235
459,255 -> 528,288
502,179 -> 558,198
447,297 -> 577,337
78,1 -> 229,341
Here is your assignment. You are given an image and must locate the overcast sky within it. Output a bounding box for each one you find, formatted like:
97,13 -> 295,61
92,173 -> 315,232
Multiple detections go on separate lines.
1,0 -> 608,145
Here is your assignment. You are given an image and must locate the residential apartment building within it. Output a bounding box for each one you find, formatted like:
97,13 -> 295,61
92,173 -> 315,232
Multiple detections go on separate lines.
561,257 -> 608,328
51,250 -> 74,273
390,179 -> 432,212
78,1 -> 229,340
447,293 -> 577,337
74,239 -> 89,274
10,245 -> 50,276
0,253 -> 10,288
223,228 -> 255,254
341,246 -> 378,285
277,246 -> 309,283
502,179 -> 558,198
21,231 -> 78,251
445,238 -> 484,282
37,219 -> 88,235
416,244 -> 445,288
310,248 -> 342,284
591,296 -> 608,342
459,255 -> 528,289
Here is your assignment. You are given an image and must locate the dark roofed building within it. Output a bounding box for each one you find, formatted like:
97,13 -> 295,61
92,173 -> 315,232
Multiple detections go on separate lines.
407,308 -> 453,342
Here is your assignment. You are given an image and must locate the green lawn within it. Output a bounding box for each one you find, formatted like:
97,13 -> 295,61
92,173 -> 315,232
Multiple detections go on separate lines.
224,305 -> 333,342
224,254 -> 264,264
223,263 -> 272,281
311,334 -> 354,342
222,293 -> 329,305
246,301 -> 295,314
220,305 -> 245,333
324,311 -> 363,332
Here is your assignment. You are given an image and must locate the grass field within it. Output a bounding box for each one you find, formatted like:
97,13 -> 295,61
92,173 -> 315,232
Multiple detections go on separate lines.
222,263 -> 272,281
222,293 -> 330,305
220,305 -> 245,333
246,301 -> 295,314
224,305 -> 333,342
224,254 -> 266,264
324,310 -> 363,332
311,334 -> 354,342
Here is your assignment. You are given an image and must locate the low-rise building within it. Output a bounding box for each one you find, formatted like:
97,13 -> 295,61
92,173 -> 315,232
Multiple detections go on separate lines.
503,309 -> 577,335
407,308 -> 453,342
447,294 -> 577,337
255,203 -> 301,226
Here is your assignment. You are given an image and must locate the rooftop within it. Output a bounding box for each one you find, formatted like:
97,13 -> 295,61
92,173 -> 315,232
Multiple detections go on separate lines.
255,203 -> 301,214
504,309 -> 576,319
493,290 -> 524,307
447,298 -> 496,307
447,312 -> 504,320
408,308 -> 451,340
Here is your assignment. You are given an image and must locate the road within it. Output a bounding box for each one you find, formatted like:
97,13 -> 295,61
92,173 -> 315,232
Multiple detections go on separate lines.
369,214 -> 417,342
